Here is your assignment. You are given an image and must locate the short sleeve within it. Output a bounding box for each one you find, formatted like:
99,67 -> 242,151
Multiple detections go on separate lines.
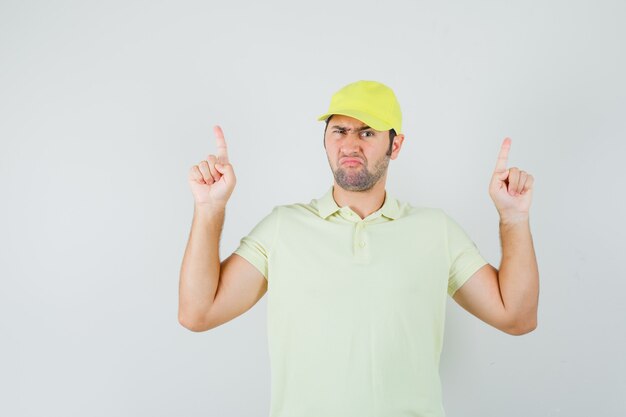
442,210 -> 489,297
233,206 -> 280,281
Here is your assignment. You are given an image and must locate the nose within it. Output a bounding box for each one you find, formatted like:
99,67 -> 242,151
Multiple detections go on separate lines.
340,131 -> 362,153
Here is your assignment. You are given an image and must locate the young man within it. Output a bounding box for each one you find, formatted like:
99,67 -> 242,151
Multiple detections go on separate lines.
179,80 -> 539,417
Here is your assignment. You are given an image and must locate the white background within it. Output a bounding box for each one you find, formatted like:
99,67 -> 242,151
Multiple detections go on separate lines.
1,0 -> 625,416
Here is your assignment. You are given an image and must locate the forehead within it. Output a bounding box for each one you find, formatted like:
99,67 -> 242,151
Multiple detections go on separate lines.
328,114 -> 370,129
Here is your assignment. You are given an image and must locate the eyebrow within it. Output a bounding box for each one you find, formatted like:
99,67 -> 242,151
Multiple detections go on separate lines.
330,124 -> 372,131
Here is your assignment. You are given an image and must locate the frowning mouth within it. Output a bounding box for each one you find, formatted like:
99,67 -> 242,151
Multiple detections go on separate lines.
340,158 -> 363,165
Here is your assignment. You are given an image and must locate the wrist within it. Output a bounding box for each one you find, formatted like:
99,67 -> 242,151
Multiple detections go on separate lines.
194,203 -> 226,218
499,212 -> 529,225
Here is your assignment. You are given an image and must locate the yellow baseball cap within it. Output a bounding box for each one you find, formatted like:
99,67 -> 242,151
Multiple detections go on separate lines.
317,80 -> 403,135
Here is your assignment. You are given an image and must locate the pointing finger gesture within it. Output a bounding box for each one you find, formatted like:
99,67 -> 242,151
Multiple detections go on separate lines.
188,124 -> 237,208
214,125 -> 230,165
488,137 -> 535,223
494,136 -> 510,175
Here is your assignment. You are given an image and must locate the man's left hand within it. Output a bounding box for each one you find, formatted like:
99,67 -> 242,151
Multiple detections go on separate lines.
489,137 -> 534,223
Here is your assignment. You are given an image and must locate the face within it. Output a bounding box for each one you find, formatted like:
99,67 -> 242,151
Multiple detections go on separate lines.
323,114 -> 397,192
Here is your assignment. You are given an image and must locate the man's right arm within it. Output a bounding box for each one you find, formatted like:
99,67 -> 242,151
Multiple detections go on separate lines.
178,205 -> 224,331
178,124 -> 267,332
178,204 -> 268,332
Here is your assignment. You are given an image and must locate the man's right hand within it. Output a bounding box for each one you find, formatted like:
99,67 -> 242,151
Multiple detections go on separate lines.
188,125 -> 236,208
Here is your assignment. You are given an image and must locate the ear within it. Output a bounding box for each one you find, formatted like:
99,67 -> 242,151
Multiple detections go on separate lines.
390,134 -> 405,160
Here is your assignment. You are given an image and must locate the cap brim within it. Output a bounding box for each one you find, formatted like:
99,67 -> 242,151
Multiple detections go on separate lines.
316,109 -> 394,132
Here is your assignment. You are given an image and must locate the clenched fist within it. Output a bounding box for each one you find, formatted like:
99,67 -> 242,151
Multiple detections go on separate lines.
188,125 -> 236,209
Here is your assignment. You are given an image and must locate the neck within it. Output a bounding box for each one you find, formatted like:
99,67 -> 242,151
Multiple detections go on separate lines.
331,180 -> 387,220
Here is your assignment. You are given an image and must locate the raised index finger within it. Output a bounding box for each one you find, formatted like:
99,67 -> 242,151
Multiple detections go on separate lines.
494,137 -> 511,173
213,125 -> 229,164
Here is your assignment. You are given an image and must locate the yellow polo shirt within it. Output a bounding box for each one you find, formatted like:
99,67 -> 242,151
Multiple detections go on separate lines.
233,185 -> 488,417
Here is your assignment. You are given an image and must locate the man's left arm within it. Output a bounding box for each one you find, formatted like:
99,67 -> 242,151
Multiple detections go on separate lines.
453,137 -> 539,335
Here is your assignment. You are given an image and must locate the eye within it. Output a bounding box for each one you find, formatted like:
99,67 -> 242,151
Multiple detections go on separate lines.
361,131 -> 374,137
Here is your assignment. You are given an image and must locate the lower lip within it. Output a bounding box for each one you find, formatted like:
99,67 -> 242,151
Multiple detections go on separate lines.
342,160 -> 362,166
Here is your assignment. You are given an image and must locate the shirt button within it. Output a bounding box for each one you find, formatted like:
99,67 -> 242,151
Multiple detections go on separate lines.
359,241 -> 366,247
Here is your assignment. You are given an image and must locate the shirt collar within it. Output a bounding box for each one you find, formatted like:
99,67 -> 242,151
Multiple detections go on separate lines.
315,185 -> 400,220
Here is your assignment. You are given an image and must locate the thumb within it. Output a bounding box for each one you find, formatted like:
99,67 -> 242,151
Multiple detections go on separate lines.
215,162 -> 233,177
